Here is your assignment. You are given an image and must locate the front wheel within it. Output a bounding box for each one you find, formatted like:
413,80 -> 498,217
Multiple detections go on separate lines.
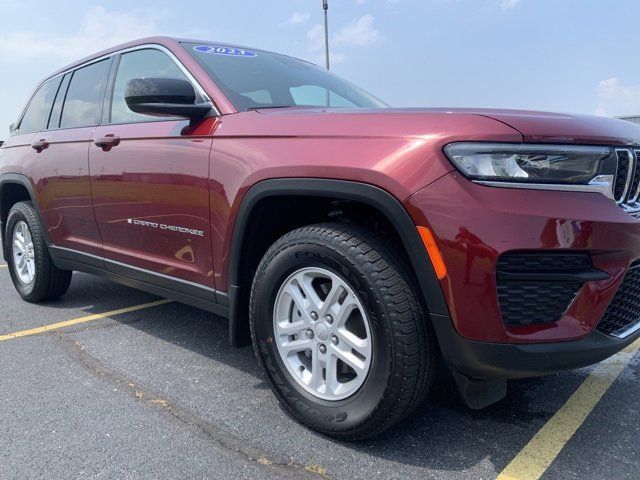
250,223 -> 435,440
5,201 -> 72,302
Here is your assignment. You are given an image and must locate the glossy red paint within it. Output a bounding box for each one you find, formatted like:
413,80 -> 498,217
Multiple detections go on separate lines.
1,127 -> 104,257
90,118 -> 219,286
209,108 -> 522,288
449,108 -> 640,146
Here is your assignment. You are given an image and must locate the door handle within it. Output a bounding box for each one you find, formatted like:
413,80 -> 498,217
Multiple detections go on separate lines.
30,139 -> 49,152
94,135 -> 120,150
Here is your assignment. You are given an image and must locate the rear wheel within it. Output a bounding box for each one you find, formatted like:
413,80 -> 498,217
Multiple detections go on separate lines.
250,223 -> 435,440
5,201 -> 72,302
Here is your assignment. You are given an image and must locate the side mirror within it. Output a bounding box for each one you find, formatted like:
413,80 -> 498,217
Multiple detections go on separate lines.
125,77 -> 212,120
9,123 -> 16,133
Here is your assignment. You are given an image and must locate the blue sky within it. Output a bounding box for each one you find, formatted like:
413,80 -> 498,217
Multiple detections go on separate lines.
1,0 -> 639,139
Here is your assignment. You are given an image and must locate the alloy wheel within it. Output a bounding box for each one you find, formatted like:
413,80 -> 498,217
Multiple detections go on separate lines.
12,221 -> 36,284
273,267 -> 373,401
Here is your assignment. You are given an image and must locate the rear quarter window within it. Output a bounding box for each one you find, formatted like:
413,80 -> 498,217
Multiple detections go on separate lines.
18,77 -> 62,134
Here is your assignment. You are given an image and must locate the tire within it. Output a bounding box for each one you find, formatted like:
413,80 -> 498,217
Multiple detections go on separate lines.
5,201 -> 72,302
250,223 -> 435,440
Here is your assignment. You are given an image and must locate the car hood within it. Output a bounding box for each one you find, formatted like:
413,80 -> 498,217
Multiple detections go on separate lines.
254,107 -> 640,146
431,108 -> 640,146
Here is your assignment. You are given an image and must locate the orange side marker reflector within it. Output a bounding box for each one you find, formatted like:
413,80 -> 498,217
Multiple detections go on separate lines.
417,226 -> 447,280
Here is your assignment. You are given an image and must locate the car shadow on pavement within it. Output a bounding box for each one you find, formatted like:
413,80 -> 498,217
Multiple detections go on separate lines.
37,273 -> 589,473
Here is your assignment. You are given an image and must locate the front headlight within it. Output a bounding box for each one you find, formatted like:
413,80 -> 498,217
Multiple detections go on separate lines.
444,143 -> 616,195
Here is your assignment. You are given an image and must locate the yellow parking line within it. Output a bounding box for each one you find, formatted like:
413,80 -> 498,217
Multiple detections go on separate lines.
496,338 -> 640,480
0,264 -> 7,269
0,299 -> 172,342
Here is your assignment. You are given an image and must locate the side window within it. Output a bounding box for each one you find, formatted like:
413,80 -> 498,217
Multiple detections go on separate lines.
18,77 -> 62,133
47,74 -> 71,130
111,49 -> 190,124
60,60 -> 110,129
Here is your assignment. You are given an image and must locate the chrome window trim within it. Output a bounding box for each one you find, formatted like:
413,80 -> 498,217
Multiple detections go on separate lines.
14,57 -> 113,132
110,44 -> 217,114
13,43 -> 219,131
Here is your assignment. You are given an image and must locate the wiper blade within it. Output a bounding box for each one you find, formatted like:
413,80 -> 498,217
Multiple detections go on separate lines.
245,105 -> 293,111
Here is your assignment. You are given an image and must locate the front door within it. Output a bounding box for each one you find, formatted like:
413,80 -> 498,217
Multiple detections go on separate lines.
89,47 -> 215,289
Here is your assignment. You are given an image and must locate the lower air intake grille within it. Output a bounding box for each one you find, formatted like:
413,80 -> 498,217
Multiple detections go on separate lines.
497,252 -> 592,272
497,252 -> 593,327
497,281 -> 582,326
597,262 -> 640,337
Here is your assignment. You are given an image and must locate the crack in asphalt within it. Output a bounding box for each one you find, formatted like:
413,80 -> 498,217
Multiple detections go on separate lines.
55,332 -> 324,480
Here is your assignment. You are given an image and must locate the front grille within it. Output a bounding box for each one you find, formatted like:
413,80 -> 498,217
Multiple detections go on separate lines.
597,262 -> 640,337
614,149 -> 632,201
627,149 -> 640,203
497,252 -> 594,327
613,149 -> 640,214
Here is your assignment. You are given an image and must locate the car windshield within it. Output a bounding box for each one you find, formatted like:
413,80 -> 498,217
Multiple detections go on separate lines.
182,42 -> 387,111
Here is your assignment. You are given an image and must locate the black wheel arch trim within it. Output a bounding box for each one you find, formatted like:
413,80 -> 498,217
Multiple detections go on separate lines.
0,173 -> 52,261
227,178 -> 451,347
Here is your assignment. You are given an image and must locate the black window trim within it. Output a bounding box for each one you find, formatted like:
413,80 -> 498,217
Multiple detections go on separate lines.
47,73 -> 72,131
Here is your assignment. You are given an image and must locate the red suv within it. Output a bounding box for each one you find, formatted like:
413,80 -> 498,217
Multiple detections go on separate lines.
2,37 -> 640,440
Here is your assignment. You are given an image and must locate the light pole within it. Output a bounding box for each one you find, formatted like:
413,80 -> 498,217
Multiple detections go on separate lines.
323,0 -> 330,70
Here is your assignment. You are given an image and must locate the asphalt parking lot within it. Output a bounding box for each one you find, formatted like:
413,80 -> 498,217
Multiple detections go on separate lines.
0,260 -> 638,480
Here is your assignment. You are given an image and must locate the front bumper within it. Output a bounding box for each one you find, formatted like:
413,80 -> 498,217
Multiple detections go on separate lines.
431,312 -> 640,380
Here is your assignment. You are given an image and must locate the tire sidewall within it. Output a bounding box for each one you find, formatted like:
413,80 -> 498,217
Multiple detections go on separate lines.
6,209 -> 39,297
252,241 -> 394,433
6,203 -> 45,300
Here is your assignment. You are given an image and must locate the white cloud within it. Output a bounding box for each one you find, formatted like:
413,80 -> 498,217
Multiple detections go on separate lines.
500,0 -> 521,9
333,14 -> 379,47
307,24 -> 325,52
595,77 -> 640,117
281,11 -> 311,27
305,14 -> 379,66
0,6 -> 167,64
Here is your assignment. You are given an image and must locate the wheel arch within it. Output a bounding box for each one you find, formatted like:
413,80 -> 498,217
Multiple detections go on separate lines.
227,178 -> 450,347
0,174 -> 51,262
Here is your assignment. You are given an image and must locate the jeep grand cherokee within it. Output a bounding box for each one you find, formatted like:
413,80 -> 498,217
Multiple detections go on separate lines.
2,37 -> 640,440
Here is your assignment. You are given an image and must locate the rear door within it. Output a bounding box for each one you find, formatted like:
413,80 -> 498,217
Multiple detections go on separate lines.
40,59 -> 111,258
10,60 -> 110,258
89,47 -> 216,289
